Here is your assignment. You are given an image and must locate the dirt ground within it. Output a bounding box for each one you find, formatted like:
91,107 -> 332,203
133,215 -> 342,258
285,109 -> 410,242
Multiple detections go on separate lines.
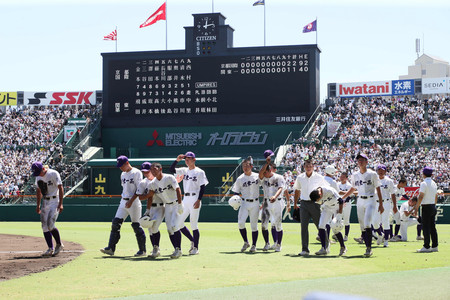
0,234 -> 84,281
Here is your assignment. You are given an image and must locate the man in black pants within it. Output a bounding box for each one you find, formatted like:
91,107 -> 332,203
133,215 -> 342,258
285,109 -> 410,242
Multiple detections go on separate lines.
414,166 -> 438,253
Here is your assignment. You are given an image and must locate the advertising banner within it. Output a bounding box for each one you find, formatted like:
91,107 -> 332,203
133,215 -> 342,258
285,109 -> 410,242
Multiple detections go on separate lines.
0,92 -> 17,106
422,77 -> 447,94
392,79 -> 414,96
23,91 -> 96,106
64,126 -> 77,142
337,81 -> 391,97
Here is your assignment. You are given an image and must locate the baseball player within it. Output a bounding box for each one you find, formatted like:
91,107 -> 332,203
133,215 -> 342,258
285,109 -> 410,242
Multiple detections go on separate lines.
259,155 -> 286,252
323,165 -> 339,243
32,162 -> 64,257
100,156 -> 146,257
136,162 -> 165,258
338,172 -> 354,241
309,185 -> 347,256
396,197 -> 421,241
341,153 -> 384,257
169,151 -> 208,255
231,156 -> 261,253
390,177 -> 407,240
147,162 -> 184,258
372,164 -> 396,247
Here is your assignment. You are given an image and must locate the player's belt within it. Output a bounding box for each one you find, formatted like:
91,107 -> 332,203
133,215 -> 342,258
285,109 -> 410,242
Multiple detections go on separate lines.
43,196 -> 57,200
359,195 -> 374,199
165,201 -> 176,205
377,198 -> 391,202
185,193 -> 196,196
152,203 -> 164,207
123,198 -> 130,200
244,198 -> 258,202
264,198 -> 282,201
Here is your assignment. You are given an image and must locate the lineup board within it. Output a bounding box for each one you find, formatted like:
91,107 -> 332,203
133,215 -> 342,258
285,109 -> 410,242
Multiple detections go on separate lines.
102,47 -> 318,128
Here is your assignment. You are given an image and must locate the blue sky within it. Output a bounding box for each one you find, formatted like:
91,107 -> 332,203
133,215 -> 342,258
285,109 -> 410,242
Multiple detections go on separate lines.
0,0 -> 449,101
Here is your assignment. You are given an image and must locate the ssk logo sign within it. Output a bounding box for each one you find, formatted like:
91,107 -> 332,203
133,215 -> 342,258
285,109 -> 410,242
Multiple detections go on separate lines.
24,91 -> 96,106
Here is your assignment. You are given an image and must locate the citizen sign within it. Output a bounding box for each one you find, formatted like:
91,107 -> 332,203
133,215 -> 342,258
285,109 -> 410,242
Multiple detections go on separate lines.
24,92 -> 96,106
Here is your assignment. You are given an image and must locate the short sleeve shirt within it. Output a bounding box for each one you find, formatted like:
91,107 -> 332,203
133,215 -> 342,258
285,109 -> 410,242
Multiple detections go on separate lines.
351,169 -> 381,196
150,173 -> 180,204
35,168 -> 62,197
175,167 -> 209,193
232,172 -> 260,200
120,167 -> 143,199
419,178 -> 437,205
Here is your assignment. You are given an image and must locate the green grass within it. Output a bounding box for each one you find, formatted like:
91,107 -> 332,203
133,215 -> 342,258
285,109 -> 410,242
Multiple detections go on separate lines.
0,222 -> 449,300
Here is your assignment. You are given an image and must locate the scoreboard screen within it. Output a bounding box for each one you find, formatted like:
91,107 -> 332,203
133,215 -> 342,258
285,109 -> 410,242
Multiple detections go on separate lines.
102,46 -> 319,128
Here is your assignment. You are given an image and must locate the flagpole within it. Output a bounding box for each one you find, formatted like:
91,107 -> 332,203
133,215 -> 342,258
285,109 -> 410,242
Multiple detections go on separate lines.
165,1 -> 168,51
315,17 -> 318,45
264,1 -> 266,46
115,26 -> 118,52
212,0 -> 214,13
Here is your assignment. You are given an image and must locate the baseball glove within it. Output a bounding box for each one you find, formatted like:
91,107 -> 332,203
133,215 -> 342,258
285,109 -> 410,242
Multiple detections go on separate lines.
292,207 -> 300,222
37,180 -> 48,196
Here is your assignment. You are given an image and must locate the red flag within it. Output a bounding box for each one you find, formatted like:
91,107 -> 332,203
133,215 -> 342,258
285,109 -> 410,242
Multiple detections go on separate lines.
104,29 -> 117,41
140,2 -> 166,28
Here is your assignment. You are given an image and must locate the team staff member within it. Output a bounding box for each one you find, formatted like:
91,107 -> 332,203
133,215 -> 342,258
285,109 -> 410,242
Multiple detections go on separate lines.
231,156 -> 261,253
414,167 -> 439,253
32,162 -> 64,257
293,159 -> 326,256
170,151 -> 208,255
341,153 -> 384,257
100,156 -> 146,257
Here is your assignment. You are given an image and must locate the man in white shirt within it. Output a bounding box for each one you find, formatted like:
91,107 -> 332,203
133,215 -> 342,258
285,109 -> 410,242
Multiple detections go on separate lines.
415,166 -> 439,253
341,153 -> 384,257
231,156 -> 261,253
293,159 -> 326,256
100,156 -> 146,257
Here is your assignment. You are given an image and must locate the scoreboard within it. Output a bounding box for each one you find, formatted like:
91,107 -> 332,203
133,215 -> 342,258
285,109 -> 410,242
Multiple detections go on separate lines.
102,13 -> 320,128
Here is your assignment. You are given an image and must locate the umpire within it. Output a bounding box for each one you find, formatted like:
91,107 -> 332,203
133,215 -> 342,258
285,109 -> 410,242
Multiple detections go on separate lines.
415,166 -> 439,253
293,159 -> 327,256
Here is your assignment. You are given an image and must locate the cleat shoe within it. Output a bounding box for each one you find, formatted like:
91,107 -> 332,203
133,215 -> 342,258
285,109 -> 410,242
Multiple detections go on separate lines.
53,244 -> 64,256
430,247 -> 438,252
343,235 -> 348,242
275,244 -> 282,252
189,247 -> 199,255
383,240 -> 389,247
298,250 -> 310,256
329,239 -> 336,244
376,233 -> 385,246
417,247 -> 432,253
354,237 -> 364,244
416,236 -> 424,240
262,242 -> 271,251
134,250 -> 146,257
270,243 -> 277,250
249,245 -> 256,253
100,247 -> 114,256
149,246 -> 160,258
389,235 -> 401,242
170,247 -> 182,259
364,248 -> 373,257
241,242 -> 250,252
42,248 -> 53,257
339,246 -> 347,256
189,241 -> 195,252
315,247 -> 328,256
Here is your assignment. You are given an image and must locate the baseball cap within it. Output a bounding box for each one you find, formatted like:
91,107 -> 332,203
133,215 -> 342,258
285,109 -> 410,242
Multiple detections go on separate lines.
356,153 -> 368,160
185,151 -> 196,158
116,155 -> 129,168
324,165 -> 337,176
377,164 -> 387,171
141,162 -> 152,172
31,162 -> 43,177
423,166 -> 433,176
264,149 -> 274,158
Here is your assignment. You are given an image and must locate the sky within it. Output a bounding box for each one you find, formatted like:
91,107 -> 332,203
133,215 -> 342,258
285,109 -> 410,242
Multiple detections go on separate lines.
1,0 -> 449,101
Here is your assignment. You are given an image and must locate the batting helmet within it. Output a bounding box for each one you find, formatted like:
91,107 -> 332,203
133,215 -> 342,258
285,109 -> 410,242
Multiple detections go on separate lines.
228,195 -> 242,210
139,215 -> 155,228
331,217 -> 344,234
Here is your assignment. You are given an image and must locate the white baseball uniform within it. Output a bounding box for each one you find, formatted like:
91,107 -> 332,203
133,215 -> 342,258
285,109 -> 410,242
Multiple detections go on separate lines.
35,169 -> 62,232
318,185 -> 342,230
399,201 -> 419,241
392,185 -> 406,224
114,167 -> 143,223
373,176 -> 394,229
136,178 -> 165,234
261,173 -> 286,231
175,166 -> 209,230
339,180 -> 353,226
150,174 -> 180,235
232,172 -> 261,232
351,169 -> 381,230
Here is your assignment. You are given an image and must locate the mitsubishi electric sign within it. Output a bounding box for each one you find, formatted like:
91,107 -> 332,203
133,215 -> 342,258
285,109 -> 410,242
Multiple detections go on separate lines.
422,77 -> 448,94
